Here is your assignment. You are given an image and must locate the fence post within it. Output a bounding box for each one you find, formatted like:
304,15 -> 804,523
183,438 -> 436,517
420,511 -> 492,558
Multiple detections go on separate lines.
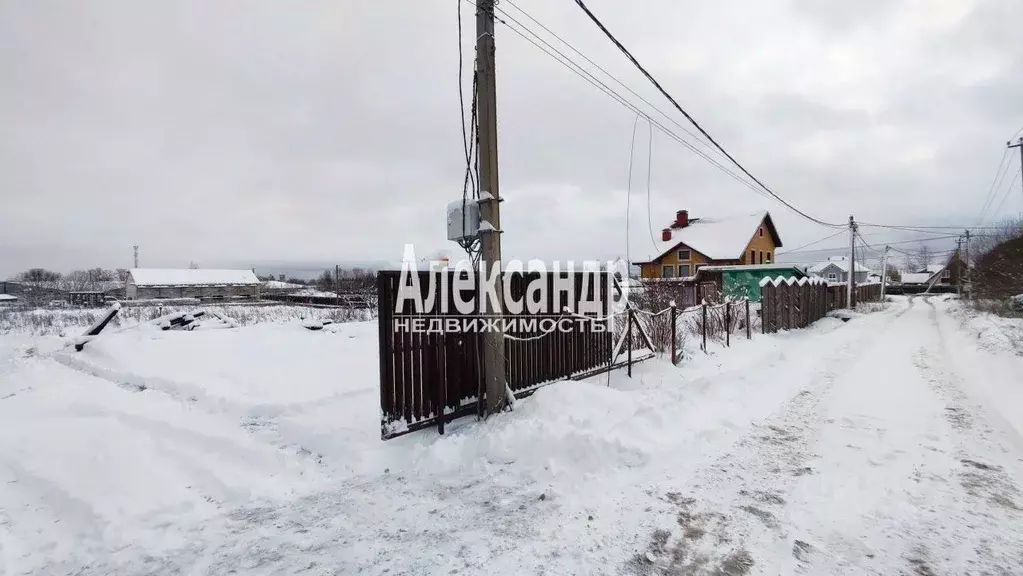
762,290 -> 767,334
701,303 -> 707,353
725,303 -> 730,347
670,302 -> 677,365
746,299 -> 751,340
627,308 -> 633,378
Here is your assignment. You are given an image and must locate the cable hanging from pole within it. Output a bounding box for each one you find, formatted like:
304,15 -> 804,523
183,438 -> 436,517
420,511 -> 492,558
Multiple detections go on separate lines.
461,0 -> 779,208
571,0 -> 843,229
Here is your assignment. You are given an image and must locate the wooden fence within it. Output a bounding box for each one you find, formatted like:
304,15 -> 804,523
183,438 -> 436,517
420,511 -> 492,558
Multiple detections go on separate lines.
761,278 -> 830,333
377,270 -> 615,439
762,279 -> 884,333
825,282 -> 883,309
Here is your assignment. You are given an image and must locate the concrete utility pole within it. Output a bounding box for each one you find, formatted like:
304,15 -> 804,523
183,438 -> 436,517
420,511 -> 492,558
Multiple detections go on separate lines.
476,0 -> 507,416
133,245 -> 139,268
848,215 -> 857,308
335,264 -> 341,307
880,245 -> 890,301
1010,138 -> 1023,208
955,237 -> 963,296
964,229 -> 971,297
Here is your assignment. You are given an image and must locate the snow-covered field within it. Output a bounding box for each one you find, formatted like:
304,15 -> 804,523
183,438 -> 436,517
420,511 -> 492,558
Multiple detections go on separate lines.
0,303 -> 372,336
1,295 -> 1022,575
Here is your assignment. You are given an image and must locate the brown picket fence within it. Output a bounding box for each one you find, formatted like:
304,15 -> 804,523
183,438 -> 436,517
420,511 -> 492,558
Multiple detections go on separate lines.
377,270 -> 615,439
761,279 -> 830,333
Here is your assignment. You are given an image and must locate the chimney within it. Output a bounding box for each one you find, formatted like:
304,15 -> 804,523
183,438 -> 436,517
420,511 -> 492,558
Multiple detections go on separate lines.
661,228 -> 672,242
675,210 -> 689,228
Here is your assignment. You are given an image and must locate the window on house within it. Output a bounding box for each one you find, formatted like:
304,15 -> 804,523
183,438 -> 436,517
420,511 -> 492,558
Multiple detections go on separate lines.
662,265 -> 675,278
750,250 -> 755,263
759,251 -> 764,264
759,227 -> 764,237
941,269 -> 950,279
828,272 -> 837,281
679,264 -> 691,277
765,252 -> 772,263
678,249 -> 691,261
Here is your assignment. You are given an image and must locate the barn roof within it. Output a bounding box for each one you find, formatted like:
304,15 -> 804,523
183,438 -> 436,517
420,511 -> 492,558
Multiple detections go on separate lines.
129,269 -> 260,287
636,211 -> 779,263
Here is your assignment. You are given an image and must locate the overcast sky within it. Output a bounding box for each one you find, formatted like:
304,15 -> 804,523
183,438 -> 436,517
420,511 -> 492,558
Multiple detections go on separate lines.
2,0 -> 1021,277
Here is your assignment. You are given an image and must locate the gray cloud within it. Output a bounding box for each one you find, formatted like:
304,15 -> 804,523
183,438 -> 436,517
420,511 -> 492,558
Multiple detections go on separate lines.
2,0 -> 1021,277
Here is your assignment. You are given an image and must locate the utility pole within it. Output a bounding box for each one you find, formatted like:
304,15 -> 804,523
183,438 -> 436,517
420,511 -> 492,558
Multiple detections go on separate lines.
880,245 -> 890,301
132,245 -> 139,268
476,0 -> 507,416
964,229 -> 971,297
847,215 -> 856,309
1010,138 -> 1023,208
955,237 -> 963,296
335,264 -> 341,307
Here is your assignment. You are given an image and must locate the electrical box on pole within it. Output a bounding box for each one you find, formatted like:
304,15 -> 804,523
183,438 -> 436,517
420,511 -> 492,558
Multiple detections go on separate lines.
446,199 -> 481,243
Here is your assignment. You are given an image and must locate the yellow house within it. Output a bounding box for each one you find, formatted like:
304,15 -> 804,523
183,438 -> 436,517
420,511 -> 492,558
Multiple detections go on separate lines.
635,210 -> 782,279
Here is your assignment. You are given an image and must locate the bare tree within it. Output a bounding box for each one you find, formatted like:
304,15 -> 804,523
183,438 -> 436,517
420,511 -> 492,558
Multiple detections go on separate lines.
17,268 -> 62,282
970,217 -> 1023,265
906,244 -> 933,272
316,269 -> 335,292
884,263 -> 901,282
188,261 -> 200,269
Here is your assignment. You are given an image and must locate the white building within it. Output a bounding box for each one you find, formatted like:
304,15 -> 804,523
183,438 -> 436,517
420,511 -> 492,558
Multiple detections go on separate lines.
125,269 -> 261,300
808,257 -> 871,284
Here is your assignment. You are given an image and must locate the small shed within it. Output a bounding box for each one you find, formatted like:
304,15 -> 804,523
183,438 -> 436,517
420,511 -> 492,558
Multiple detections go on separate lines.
69,291 -> 107,307
0,294 -> 17,307
696,264 -> 807,301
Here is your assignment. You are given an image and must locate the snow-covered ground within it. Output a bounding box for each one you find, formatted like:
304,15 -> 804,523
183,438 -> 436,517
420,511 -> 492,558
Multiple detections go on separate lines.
1,295 -> 1022,575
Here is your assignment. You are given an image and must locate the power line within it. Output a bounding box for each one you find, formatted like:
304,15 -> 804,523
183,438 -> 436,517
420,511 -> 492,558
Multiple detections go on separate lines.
779,234 -> 965,255
571,0 -> 843,228
463,0 -> 778,207
777,230 -> 845,254
625,113 -> 640,264
977,148 -> 1011,223
989,167 -> 1022,220
858,223 -> 1011,232
645,120 -> 659,251
501,0 -> 722,157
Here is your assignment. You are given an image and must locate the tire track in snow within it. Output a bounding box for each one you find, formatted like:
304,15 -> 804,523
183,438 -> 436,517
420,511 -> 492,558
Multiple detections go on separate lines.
910,297 -> 1023,573
627,301 -> 913,574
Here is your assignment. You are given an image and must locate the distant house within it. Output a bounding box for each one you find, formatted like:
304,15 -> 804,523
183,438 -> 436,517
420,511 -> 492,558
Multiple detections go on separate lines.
901,251 -> 967,289
0,293 -> 17,307
125,269 -> 261,300
808,257 -> 870,284
635,210 -> 782,280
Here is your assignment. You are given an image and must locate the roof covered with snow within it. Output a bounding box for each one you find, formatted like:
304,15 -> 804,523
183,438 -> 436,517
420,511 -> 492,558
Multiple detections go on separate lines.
697,263 -> 806,273
128,269 -> 260,287
262,280 -> 306,290
637,211 -> 776,263
809,259 -> 870,273
923,264 -> 946,274
0,294 -> 17,301
901,272 -> 936,285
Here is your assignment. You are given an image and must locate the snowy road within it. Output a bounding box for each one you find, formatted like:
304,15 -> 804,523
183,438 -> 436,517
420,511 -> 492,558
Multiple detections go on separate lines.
1,296 -> 1022,575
